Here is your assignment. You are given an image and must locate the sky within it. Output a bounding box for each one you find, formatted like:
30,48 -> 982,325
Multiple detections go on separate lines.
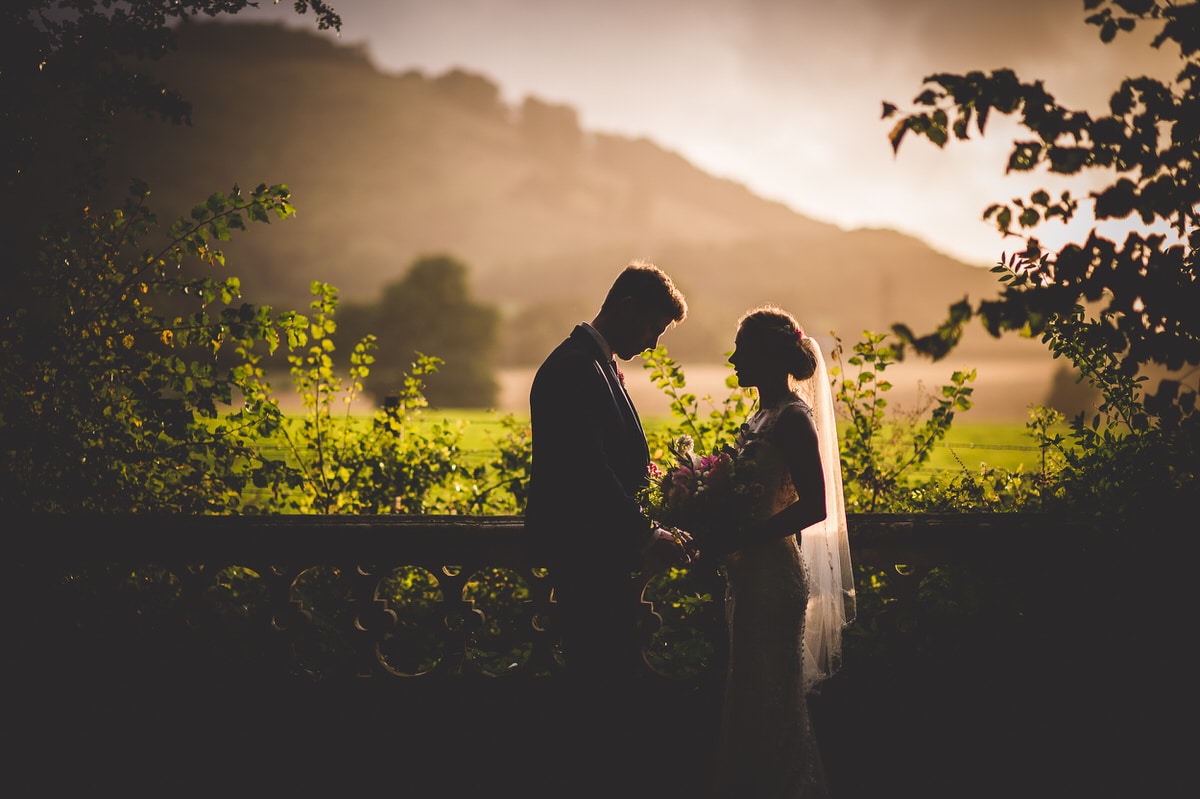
247,0 -> 1181,267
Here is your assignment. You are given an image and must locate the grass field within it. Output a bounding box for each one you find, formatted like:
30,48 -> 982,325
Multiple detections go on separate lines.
410,409 -> 1066,478
911,419 -> 1060,476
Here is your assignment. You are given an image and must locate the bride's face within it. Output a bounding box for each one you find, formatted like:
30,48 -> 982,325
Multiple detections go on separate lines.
728,330 -> 770,387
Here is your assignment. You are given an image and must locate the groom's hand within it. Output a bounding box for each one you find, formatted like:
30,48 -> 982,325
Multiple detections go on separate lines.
642,527 -> 693,574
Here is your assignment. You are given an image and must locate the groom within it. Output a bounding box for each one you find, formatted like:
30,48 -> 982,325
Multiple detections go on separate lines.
525,261 -> 692,777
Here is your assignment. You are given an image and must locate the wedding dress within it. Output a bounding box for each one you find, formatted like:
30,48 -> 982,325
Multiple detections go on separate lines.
714,389 -> 851,799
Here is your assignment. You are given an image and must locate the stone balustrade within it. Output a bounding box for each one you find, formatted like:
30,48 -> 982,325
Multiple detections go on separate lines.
10,512 -> 1109,797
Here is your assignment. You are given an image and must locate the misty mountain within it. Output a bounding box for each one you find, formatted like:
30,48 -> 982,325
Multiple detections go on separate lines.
103,19 -> 1037,366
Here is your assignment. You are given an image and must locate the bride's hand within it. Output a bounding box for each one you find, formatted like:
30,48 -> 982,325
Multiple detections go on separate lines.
672,528 -> 700,562
642,527 -> 693,573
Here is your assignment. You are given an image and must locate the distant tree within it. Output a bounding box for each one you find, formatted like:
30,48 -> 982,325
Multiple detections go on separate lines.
430,68 -> 505,118
1044,363 -> 1103,418
497,297 -> 594,367
337,255 -> 500,409
519,96 -> 584,161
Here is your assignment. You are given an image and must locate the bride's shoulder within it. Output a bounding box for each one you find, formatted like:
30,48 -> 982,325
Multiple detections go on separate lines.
775,400 -> 817,435
782,396 -> 814,417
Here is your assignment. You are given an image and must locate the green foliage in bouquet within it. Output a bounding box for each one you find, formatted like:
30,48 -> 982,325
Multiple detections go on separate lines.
638,432 -> 763,557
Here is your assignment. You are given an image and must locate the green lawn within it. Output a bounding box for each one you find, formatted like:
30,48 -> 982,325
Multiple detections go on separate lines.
915,419 -> 1062,476
409,410 -> 1067,477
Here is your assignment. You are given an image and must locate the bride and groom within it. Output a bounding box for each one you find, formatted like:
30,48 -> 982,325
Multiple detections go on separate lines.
524,261 -> 856,798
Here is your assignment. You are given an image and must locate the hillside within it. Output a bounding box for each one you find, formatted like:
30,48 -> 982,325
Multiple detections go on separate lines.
102,19 -> 1048,374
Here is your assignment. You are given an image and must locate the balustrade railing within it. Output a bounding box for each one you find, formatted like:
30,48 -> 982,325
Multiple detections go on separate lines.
11,512 -> 1106,797
13,512 -> 1097,686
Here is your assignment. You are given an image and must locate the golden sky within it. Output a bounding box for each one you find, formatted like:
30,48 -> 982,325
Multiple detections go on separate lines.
250,0 -> 1181,266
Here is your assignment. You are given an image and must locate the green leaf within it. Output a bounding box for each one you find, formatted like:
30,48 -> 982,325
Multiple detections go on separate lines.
888,119 -> 908,154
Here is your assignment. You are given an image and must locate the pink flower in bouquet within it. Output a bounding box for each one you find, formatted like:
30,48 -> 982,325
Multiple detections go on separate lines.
639,434 -> 763,551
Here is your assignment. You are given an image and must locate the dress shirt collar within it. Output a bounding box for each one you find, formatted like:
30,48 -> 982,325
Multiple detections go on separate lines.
581,322 -> 616,363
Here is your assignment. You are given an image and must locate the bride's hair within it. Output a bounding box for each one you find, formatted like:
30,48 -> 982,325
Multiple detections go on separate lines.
737,304 -> 818,381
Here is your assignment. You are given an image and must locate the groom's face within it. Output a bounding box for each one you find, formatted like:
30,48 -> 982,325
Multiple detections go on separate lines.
615,307 -> 673,360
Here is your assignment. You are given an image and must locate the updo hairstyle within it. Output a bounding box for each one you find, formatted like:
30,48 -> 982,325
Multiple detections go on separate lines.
737,304 -> 818,382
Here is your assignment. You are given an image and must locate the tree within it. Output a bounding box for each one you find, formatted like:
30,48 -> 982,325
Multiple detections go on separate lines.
1,1 -> 341,259
0,180 -> 307,512
519,96 -> 584,161
883,0 -> 1199,524
430,68 -> 506,118
336,255 -> 500,409
883,0 -> 1198,424
0,1 -> 342,511
2,1 -> 343,317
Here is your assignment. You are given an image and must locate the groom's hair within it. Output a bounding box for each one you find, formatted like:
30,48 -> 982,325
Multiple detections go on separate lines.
601,260 -> 688,322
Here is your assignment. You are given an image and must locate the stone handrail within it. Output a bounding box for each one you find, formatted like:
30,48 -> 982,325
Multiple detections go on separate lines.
10,511 -> 1104,797
13,512 -> 1095,687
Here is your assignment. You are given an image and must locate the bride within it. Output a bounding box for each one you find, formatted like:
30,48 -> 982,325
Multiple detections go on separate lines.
712,304 -> 856,799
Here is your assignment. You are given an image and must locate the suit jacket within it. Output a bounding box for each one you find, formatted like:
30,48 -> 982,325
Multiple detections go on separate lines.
524,325 -> 653,575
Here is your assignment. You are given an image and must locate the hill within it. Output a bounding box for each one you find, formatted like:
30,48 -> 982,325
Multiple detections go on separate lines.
102,19 -> 1052,381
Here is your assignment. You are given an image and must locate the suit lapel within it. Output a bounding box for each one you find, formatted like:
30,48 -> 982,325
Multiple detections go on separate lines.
607,359 -> 645,439
572,327 -> 646,444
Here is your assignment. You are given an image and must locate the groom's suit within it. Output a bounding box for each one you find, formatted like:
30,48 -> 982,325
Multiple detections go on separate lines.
525,324 -> 655,680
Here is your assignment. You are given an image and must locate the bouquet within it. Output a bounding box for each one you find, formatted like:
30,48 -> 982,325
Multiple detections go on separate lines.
639,433 -> 764,556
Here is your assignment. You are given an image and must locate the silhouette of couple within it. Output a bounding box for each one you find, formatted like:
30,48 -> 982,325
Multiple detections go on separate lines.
525,261 -> 855,798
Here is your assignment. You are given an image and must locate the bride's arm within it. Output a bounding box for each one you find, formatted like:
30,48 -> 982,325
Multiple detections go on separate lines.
742,405 -> 827,545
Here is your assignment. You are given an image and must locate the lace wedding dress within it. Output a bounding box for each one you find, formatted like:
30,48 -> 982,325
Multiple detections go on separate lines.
714,398 -> 830,799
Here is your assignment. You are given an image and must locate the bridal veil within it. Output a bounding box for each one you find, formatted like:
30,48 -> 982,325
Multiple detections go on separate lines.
796,336 -> 856,692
